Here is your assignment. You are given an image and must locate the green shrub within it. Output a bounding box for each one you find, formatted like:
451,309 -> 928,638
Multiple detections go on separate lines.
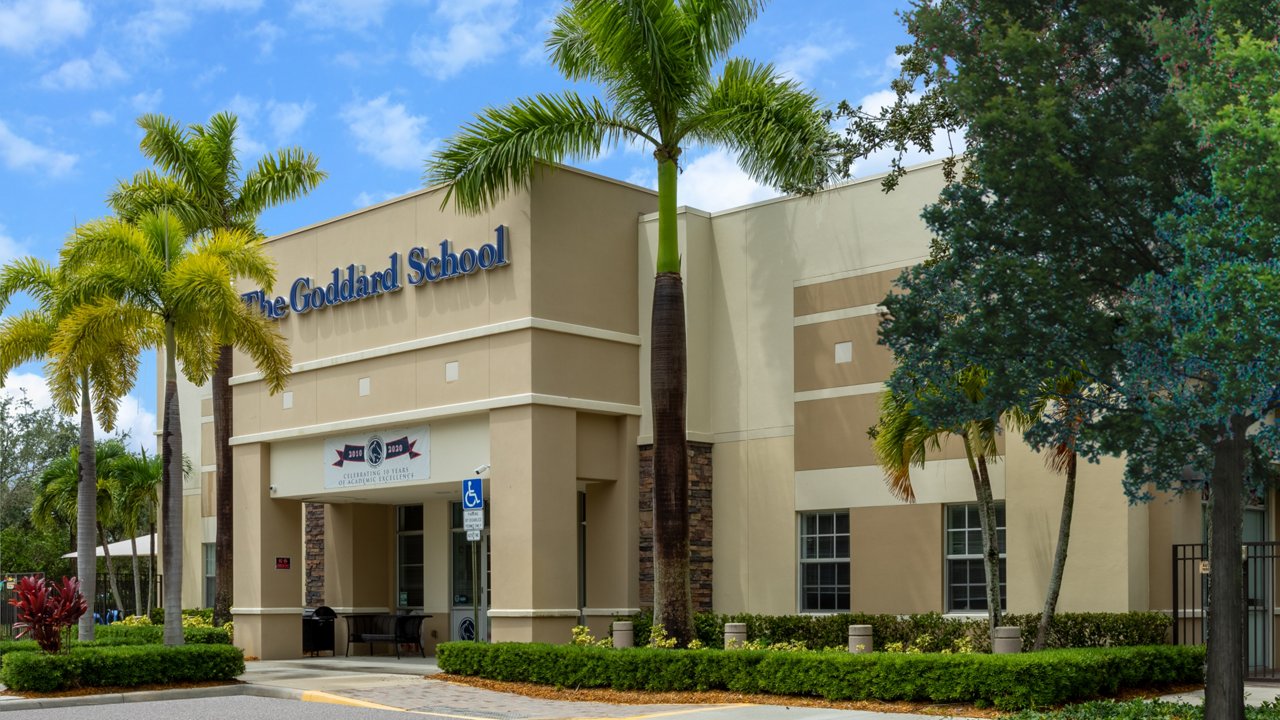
148,607 -> 216,626
437,642 -> 1203,711
95,623 -> 231,645
0,643 -> 245,692
624,611 -> 1170,652
1009,699 -> 1280,719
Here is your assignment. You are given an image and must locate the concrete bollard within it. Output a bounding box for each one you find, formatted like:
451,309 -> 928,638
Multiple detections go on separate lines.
848,624 -> 872,653
993,626 -> 1022,654
724,622 -> 748,649
612,621 -> 633,648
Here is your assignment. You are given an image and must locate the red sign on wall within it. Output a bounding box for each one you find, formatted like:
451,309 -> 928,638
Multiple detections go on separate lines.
275,557 -> 290,570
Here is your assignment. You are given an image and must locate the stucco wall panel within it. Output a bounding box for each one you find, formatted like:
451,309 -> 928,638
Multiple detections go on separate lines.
794,315 -> 893,392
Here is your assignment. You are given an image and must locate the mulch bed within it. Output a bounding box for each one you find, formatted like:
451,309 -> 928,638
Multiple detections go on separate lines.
2,679 -> 240,699
435,674 -> 1205,718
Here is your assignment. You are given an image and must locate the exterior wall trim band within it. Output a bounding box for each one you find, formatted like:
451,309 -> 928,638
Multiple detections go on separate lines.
487,609 -> 582,618
230,393 -> 642,446
230,317 -> 641,386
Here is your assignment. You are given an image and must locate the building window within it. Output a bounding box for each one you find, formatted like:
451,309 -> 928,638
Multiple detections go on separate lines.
946,503 -> 1006,612
202,543 -> 215,609
799,510 -> 850,612
450,502 -> 490,608
396,505 -> 424,609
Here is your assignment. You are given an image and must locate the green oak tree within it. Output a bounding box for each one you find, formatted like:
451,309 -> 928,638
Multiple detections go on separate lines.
425,0 -> 831,644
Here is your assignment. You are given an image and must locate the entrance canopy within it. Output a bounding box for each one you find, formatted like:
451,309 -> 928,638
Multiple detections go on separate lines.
60,535 -> 153,558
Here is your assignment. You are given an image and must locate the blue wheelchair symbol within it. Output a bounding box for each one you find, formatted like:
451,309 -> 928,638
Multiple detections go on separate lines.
462,478 -> 484,509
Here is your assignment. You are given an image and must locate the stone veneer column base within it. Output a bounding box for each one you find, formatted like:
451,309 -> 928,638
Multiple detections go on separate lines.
304,503 -> 325,607
638,441 -> 713,612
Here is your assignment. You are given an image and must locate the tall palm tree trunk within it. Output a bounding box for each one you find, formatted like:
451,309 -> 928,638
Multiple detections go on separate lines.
1204,415 -> 1249,720
147,518 -> 156,615
98,522 -> 127,616
1034,450 -> 1077,651
212,345 -> 233,625
161,323 -> 185,645
130,535 -> 142,617
77,374 -> 97,641
651,154 -> 693,646
961,429 -> 1002,638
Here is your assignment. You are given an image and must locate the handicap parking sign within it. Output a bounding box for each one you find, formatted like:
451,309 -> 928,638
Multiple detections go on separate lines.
462,477 -> 483,509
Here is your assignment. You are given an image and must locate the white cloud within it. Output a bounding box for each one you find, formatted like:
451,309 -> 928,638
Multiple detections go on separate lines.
775,39 -> 851,84
340,95 -> 437,171
409,0 -> 519,80
267,100 -> 312,143
88,110 -> 113,125
1,372 -> 157,455
131,89 -> 164,113
676,149 -> 777,212
122,4 -> 191,48
353,187 -> 416,208
291,0 -> 391,29
40,48 -> 127,90
249,19 -> 280,55
0,120 -> 76,177
0,0 -> 90,53
0,225 -> 23,265
224,95 -> 312,157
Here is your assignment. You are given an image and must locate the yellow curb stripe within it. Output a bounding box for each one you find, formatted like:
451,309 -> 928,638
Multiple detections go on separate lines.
300,690 -> 407,711
570,703 -> 755,720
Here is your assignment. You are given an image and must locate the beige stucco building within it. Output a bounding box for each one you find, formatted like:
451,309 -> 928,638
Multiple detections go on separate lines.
165,160 -> 1236,661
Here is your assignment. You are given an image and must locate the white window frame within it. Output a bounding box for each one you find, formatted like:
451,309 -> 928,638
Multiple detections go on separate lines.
797,510 -> 850,613
395,504 -> 425,610
944,502 -> 1007,614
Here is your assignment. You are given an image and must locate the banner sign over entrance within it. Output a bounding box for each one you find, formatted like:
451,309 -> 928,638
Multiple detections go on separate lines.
323,425 -> 430,489
241,225 -> 511,320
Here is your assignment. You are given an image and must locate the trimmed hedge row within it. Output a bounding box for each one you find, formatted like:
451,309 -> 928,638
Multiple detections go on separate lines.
1009,699 -> 1280,719
95,624 -> 232,645
627,611 -> 1172,652
437,642 -> 1204,710
0,644 -> 245,692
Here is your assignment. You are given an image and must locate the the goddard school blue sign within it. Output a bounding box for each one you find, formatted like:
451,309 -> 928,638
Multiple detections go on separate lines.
241,225 -> 510,320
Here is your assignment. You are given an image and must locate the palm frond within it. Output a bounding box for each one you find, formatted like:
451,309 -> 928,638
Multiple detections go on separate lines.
227,303 -> 292,394
427,92 -> 650,214
869,391 -> 942,503
107,170 -> 206,229
0,311 -> 55,378
680,0 -> 766,62
194,228 -> 276,290
235,147 -> 327,219
684,57 -> 834,192
137,114 -> 216,200
0,256 -> 59,313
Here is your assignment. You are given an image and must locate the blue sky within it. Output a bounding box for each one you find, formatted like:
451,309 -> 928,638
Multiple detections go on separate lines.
0,0 -> 942,450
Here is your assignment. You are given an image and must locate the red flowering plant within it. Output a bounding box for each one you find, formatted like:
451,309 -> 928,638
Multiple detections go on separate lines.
9,575 -> 88,653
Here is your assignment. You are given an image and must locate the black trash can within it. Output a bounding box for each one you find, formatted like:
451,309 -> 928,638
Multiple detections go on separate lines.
302,606 -> 336,656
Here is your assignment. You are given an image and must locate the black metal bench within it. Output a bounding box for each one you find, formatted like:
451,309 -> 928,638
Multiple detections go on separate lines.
343,613 -> 427,658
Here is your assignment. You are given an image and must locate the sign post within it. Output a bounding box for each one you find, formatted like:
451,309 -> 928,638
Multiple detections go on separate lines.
462,477 -> 484,641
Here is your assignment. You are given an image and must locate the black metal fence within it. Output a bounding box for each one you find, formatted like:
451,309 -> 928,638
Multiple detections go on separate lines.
0,572 -> 159,640
1173,542 -> 1279,681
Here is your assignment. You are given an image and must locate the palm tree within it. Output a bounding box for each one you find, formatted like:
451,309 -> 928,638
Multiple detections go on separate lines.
869,369 -> 1006,635
55,210 -> 292,645
110,112 -> 325,626
425,0 -> 831,644
106,448 -> 161,617
33,441 -> 132,615
871,370 -> 1087,649
0,257 -> 137,641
